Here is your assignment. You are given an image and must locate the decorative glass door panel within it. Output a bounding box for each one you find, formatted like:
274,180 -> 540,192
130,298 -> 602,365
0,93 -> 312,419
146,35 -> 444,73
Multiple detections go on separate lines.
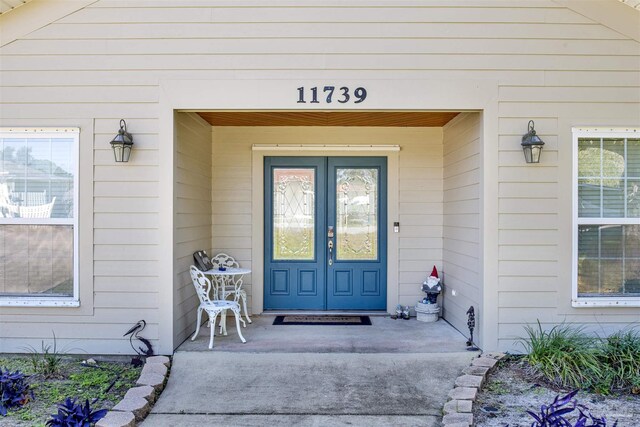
336,168 -> 378,261
273,168 -> 315,260
264,157 -> 386,311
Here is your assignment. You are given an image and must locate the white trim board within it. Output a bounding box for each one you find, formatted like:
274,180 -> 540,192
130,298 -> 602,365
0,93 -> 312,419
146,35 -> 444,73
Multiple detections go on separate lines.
252,144 -> 400,152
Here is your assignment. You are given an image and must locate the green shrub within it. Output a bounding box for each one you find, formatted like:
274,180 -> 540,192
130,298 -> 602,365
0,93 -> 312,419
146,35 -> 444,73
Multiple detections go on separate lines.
520,321 -> 603,390
521,321 -> 640,394
598,329 -> 640,394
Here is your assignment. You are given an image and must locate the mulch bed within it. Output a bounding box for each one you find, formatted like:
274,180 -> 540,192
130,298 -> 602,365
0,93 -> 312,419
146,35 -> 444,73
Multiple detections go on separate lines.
473,357 -> 640,427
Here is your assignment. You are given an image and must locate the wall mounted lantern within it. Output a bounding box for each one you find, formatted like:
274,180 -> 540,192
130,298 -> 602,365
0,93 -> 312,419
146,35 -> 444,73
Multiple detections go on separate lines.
521,120 -> 545,164
110,119 -> 134,162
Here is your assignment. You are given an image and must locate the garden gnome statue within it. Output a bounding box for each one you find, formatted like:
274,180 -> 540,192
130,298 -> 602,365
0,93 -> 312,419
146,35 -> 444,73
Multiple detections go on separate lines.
421,266 -> 442,304
415,265 -> 442,322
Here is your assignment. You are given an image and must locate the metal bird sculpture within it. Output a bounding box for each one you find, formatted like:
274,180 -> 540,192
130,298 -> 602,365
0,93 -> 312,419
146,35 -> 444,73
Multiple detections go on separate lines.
123,320 -> 154,367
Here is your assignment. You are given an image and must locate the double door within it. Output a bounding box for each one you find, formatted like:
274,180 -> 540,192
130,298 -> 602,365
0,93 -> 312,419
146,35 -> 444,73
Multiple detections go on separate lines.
264,157 -> 387,310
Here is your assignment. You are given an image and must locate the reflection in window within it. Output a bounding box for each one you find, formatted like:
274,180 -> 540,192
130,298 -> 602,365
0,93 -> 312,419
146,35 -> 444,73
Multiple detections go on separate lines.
0,129 -> 77,300
578,225 -> 640,296
0,136 -> 73,219
272,168 -> 315,260
577,136 -> 640,299
578,138 -> 639,218
336,168 -> 378,261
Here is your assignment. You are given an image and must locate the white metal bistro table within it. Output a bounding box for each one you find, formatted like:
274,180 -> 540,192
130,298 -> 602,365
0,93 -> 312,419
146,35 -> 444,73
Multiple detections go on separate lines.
203,267 -> 252,325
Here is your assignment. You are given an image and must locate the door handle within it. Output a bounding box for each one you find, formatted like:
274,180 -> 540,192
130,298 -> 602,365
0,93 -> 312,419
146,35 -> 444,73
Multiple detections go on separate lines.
328,239 -> 334,266
328,226 -> 334,266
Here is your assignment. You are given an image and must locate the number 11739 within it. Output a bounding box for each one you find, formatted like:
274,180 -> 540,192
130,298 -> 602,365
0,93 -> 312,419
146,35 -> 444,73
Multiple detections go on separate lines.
296,86 -> 367,104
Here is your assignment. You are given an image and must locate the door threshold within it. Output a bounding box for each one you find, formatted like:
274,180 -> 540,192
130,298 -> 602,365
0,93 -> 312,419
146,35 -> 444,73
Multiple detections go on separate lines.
263,310 -> 389,317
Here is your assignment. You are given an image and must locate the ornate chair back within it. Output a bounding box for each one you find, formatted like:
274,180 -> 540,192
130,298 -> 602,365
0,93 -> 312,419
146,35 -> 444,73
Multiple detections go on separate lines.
211,253 -> 242,289
190,265 -> 215,303
210,253 -> 239,270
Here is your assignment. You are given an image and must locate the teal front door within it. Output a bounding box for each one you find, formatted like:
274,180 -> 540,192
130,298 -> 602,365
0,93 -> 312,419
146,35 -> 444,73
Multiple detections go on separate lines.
264,156 -> 387,310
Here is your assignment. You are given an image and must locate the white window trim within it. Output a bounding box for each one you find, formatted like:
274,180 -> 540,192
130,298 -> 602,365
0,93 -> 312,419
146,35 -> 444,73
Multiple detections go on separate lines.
0,127 -> 79,307
572,127 -> 640,307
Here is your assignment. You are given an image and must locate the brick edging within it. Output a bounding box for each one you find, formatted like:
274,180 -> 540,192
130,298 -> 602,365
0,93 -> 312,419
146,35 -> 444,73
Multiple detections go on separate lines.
441,352 -> 506,427
96,355 -> 171,427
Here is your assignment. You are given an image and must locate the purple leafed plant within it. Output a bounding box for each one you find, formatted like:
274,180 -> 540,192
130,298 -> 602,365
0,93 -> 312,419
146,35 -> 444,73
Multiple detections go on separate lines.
46,398 -> 107,427
526,390 -> 618,427
0,368 -> 33,416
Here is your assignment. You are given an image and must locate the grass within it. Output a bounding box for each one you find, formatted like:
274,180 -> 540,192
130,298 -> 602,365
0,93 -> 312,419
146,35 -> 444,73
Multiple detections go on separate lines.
20,332 -> 82,379
484,380 -> 509,395
0,355 -> 142,426
520,321 -> 640,394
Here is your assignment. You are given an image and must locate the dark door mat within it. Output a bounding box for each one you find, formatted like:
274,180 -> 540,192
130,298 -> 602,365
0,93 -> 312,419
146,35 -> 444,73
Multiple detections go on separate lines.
273,315 -> 372,325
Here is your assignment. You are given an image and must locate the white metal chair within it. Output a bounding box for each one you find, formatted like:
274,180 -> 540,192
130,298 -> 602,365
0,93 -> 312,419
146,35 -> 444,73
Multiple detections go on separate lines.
190,265 -> 246,349
210,253 -> 252,324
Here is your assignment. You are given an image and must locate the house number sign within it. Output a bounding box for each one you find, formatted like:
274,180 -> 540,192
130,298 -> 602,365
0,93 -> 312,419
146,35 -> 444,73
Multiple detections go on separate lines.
296,86 -> 367,104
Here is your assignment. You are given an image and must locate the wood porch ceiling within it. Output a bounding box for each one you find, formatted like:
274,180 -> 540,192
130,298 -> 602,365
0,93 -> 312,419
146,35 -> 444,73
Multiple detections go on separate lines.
196,111 -> 459,127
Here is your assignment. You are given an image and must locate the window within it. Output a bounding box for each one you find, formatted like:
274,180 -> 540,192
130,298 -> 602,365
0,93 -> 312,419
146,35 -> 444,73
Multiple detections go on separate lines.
573,128 -> 640,306
0,128 -> 79,306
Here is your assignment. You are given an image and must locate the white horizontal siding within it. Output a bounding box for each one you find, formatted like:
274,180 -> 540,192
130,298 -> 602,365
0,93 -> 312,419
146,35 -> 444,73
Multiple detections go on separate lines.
442,113 -> 482,340
57,6 -> 594,24
23,22 -> 626,41
88,111 -> 162,353
6,38 -> 639,56
4,55 -> 639,72
0,0 -> 638,353
397,128 -> 444,308
174,112 -> 212,347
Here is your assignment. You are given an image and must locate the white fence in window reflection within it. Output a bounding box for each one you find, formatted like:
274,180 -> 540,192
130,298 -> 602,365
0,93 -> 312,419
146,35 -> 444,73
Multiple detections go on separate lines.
0,185 -> 57,218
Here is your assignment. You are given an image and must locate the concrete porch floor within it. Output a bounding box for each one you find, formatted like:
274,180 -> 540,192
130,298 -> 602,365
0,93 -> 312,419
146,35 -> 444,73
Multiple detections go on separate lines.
144,316 -> 476,426
176,314 -> 470,353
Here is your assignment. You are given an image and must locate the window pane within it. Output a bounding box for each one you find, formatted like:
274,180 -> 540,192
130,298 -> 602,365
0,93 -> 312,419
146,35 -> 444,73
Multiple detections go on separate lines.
600,225 -> 622,258
578,225 -> 599,257
45,137 -> 74,218
628,139 -> 640,178
601,139 -> 625,218
578,138 -> 601,178
600,259 -> 623,294
272,168 -> 315,260
336,168 -> 378,261
602,139 -> 625,177
578,179 -> 601,217
624,227 -> 640,294
0,225 -> 73,297
602,180 -> 625,218
577,137 -> 640,219
628,179 -> 640,218
578,224 -> 640,297
624,260 -> 640,293
0,136 -> 74,219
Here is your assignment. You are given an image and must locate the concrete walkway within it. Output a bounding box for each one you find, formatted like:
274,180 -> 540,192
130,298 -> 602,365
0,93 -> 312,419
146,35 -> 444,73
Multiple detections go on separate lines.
143,316 -> 475,426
